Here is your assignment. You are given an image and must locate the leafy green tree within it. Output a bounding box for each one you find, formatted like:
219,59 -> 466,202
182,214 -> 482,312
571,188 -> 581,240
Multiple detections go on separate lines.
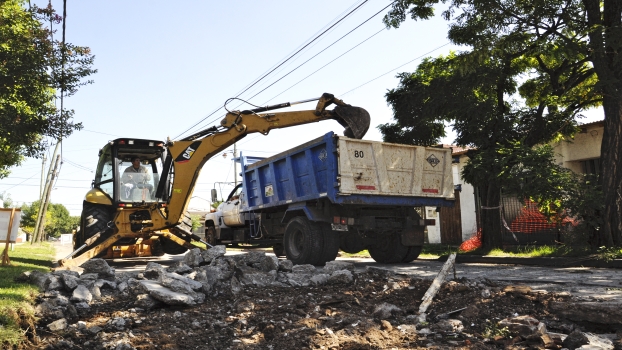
0,0 -> 96,178
0,191 -> 12,208
381,0 -> 600,248
190,214 -> 202,232
19,200 -> 75,238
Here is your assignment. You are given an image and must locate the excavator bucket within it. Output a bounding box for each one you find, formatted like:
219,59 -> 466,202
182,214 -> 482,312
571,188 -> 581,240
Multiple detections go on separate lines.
333,105 -> 370,139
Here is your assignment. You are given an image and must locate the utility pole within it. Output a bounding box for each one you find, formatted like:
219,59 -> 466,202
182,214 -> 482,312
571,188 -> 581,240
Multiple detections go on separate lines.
233,142 -> 238,186
31,152 -> 60,244
40,155 -> 47,198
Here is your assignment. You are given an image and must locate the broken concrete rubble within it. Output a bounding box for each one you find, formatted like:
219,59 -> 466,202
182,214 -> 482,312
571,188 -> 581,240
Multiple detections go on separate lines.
30,247 -> 622,349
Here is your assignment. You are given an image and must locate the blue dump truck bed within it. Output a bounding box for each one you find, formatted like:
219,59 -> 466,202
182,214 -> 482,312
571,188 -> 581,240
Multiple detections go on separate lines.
240,132 -> 455,212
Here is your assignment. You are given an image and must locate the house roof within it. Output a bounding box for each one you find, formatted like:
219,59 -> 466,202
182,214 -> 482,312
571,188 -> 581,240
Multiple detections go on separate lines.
578,119 -> 604,129
444,119 -> 604,156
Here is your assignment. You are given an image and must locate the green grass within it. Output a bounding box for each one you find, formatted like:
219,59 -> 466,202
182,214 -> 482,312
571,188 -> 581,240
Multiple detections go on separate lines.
0,242 -> 54,348
421,243 -> 596,258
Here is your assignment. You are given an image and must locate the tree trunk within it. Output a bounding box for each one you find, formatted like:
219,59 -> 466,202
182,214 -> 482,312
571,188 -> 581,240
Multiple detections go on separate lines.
479,182 -> 503,249
583,0 -> 622,247
598,95 -> 622,247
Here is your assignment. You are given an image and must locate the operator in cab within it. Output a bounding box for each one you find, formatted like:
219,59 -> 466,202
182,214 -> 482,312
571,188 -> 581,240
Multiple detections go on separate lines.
122,156 -> 152,199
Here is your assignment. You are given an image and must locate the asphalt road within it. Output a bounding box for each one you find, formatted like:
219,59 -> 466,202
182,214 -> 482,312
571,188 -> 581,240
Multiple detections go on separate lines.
53,242 -> 622,302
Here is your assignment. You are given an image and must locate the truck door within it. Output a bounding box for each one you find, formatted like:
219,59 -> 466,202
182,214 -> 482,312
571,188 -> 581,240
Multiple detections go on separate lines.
221,184 -> 245,226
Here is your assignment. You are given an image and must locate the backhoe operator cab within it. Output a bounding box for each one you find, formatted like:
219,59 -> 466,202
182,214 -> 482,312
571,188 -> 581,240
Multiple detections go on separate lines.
93,139 -> 167,205
74,139 -> 175,258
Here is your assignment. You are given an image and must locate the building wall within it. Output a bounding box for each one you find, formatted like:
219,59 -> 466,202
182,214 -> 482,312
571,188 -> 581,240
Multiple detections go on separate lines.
453,157 -> 478,241
552,122 -> 603,173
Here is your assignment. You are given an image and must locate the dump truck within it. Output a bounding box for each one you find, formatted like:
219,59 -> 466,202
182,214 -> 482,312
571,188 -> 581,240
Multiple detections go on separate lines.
204,132 -> 455,265
58,93 -> 370,268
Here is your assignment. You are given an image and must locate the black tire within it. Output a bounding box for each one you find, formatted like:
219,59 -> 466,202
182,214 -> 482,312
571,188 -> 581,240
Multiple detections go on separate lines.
401,246 -> 422,263
368,233 -> 409,264
284,217 -> 323,265
151,238 -> 165,256
272,242 -> 285,257
75,203 -> 112,257
318,224 -> 340,265
205,226 -> 216,246
339,231 -> 365,254
162,211 -> 192,255
161,237 -> 189,255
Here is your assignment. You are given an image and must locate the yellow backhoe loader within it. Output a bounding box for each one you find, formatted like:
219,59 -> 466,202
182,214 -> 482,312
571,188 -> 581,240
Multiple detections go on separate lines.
58,93 -> 370,268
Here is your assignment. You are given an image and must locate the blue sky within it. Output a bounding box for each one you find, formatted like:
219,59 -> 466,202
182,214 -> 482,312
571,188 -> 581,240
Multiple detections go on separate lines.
0,0 -> 604,216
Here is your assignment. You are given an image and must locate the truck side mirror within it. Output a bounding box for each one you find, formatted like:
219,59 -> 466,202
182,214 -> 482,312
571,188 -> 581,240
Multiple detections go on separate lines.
211,189 -> 218,203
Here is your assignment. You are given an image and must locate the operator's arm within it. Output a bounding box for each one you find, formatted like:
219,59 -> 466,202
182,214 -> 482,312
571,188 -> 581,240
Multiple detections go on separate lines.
141,166 -> 152,182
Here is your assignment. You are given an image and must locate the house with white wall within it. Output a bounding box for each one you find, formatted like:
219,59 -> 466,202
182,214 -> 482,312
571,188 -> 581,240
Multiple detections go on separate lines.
430,120 -> 603,244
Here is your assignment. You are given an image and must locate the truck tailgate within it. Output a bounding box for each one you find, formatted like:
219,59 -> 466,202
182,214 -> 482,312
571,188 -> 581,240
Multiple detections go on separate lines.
337,137 -> 454,200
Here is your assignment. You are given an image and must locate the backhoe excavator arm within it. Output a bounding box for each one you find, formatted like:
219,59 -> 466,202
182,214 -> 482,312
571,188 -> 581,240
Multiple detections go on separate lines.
152,93 -> 370,231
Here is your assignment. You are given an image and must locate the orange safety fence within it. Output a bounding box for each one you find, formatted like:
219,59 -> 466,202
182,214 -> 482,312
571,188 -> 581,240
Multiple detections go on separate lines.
459,228 -> 482,252
509,200 -> 577,234
459,200 -> 579,252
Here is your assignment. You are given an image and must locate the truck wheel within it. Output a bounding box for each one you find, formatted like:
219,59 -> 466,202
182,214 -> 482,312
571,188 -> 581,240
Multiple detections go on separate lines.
339,231 -> 365,254
76,203 -> 112,253
284,217 -> 323,265
319,224 -> 340,265
272,243 -> 285,257
205,226 -> 216,246
401,246 -> 422,263
368,233 -> 409,264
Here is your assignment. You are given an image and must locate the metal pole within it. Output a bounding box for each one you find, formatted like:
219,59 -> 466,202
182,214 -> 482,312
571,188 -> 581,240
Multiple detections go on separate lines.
233,143 -> 238,186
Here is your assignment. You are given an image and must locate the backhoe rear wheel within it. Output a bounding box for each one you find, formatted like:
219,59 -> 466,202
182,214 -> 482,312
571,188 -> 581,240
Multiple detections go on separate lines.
284,217 -> 323,265
162,212 -> 192,255
368,233 -> 409,264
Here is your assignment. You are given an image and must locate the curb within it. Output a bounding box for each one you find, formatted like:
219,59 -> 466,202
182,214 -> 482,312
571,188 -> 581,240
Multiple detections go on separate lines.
426,255 -> 622,268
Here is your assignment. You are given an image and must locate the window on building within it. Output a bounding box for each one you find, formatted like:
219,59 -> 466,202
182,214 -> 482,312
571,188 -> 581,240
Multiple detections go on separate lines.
581,158 -> 601,175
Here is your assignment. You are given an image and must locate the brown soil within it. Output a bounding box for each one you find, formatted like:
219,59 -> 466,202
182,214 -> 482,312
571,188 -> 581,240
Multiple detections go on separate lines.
27,268 -> 620,350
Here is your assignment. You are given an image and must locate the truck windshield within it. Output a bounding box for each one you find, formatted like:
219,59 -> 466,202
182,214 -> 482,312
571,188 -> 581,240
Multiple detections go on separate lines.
118,157 -> 161,203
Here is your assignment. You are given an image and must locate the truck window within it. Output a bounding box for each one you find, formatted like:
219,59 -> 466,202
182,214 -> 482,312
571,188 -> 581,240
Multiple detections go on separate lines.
227,184 -> 243,202
94,147 -> 114,198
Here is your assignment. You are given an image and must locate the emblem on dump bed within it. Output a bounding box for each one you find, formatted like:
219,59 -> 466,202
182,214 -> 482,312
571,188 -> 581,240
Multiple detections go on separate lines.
318,149 -> 327,162
426,154 -> 440,167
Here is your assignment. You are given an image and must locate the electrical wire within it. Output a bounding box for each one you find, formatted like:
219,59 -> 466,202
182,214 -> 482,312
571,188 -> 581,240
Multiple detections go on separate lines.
62,158 -> 94,172
1,174 -> 38,192
340,42 -> 452,96
173,0 -> 369,140
262,27 -> 387,105
241,1 -> 396,105
181,2 -> 399,138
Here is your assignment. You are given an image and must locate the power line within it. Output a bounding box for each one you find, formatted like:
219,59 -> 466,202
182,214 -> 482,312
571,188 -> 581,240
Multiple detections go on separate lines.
173,0 -> 369,140
241,1 -> 396,105
340,42 -> 452,96
0,183 -> 89,189
262,27 -> 387,105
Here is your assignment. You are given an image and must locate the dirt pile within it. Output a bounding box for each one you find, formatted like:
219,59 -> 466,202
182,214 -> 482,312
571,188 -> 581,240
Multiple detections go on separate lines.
16,247 -> 622,349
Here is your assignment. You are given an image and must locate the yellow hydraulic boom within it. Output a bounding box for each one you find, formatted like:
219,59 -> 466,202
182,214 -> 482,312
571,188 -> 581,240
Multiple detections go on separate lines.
58,93 -> 369,268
